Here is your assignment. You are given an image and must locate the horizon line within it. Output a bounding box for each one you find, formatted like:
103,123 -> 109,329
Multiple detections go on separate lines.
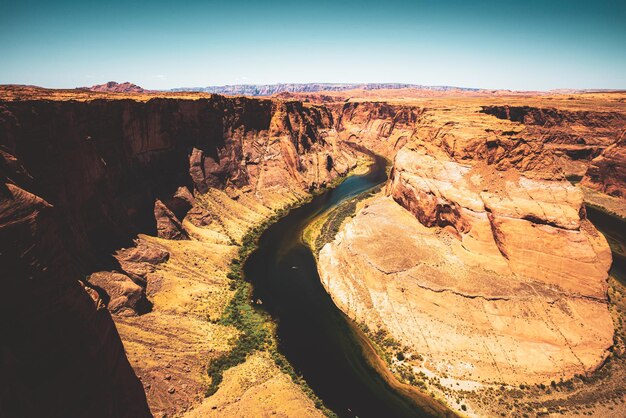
3,81 -> 626,94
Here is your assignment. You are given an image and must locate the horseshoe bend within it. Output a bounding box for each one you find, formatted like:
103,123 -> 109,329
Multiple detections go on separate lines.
1,84 -> 625,418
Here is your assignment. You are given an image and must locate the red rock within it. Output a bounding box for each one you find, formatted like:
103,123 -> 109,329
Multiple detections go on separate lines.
89,271 -> 151,316
154,199 -> 188,240
582,137 -> 626,198
115,240 -> 170,285
0,184 -> 150,418
163,186 -> 195,220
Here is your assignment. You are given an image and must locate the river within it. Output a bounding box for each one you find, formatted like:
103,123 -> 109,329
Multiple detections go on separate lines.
244,154 -> 453,418
586,205 -> 626,283
242,151 -> 626,418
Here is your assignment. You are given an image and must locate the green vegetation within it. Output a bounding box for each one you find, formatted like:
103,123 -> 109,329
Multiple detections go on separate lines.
204,197 -> 337,417
305,184 -> 383,254
204,157 -> 390,417
205,224 -> 273,397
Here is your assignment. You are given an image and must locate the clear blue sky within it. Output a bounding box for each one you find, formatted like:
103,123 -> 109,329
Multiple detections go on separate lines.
1,0 -> 625,90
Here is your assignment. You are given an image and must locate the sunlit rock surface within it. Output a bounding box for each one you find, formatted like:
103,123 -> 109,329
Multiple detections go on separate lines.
320,147 -> 614,385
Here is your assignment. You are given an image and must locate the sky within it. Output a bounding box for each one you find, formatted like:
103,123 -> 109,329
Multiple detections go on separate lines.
1,0 -> 625,90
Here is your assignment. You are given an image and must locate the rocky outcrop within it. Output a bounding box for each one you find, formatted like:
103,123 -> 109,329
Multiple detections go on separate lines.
163,186 -> 195,220
0,182 -> 151,418
89,271 -> 150,316
387,148 -> 612,294
114,239 -> 170,286
154,199 -> 189,240
319,147 -> 614,386
331,101 -> 424,158
582,137 -> 626,198
326,100 -> 626,180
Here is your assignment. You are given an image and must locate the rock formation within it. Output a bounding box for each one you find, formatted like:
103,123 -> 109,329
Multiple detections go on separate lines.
0,93 -> 359,417
481,105 -> 626,177
313,92 -> 625,416
319,146 -> 614,386
582,137 -> 626,198
89,271 -> 150,316
0,184 -> 151,417
154,199 -> 189,240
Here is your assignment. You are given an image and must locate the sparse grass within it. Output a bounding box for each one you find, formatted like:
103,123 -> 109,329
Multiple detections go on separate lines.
205,156 -> 389,417
204,194 -> 340,417
304,184 -> 384,254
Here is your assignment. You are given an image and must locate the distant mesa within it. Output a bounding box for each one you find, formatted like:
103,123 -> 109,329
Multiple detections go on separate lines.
169,83 -> 481,96
87,81 -> 150,93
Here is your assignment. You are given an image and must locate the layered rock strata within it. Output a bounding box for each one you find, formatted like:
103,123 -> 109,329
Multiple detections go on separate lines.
319,147 -> 614,386
582,137 -> 626,198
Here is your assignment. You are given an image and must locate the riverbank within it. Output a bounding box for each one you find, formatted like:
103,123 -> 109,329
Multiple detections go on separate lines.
306,191 -> 466,416
302,169 -> 459,414
202,197 -> 336,415
112,187 -> 330,418
303,154 -> 391,256
244,152 -> 459,418
182,152 -> 377,417
315,147 -> 626,418
582,186 -> 626,221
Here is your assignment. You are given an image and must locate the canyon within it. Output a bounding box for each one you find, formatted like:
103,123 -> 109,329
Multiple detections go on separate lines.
1,84 -> 625,418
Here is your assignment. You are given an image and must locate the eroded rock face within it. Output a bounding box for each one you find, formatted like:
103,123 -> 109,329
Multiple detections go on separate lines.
319,147 -> 614,385
327,100 -> 626,181
332,102 -> 424,158
89,271 -> 151,316
0,97 -> 358,264
154,199 -> 189,240
163,186 -> 195,220
481,105 -> 626,176
388,148 -> 612,295
114,239 -> 170,286
0,183 -> 151,418
582,137 -> 626,198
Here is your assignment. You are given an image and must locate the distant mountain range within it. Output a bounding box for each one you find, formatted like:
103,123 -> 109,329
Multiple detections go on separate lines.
80,81 -> 622,97
169,83 -> 480,96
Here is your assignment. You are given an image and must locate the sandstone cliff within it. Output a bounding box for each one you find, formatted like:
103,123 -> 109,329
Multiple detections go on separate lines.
481,105 -> 626,177
325,98 -> 626,182
0,95 -> 358,417
321,146 -> 614,386
0,183 -> 151,417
